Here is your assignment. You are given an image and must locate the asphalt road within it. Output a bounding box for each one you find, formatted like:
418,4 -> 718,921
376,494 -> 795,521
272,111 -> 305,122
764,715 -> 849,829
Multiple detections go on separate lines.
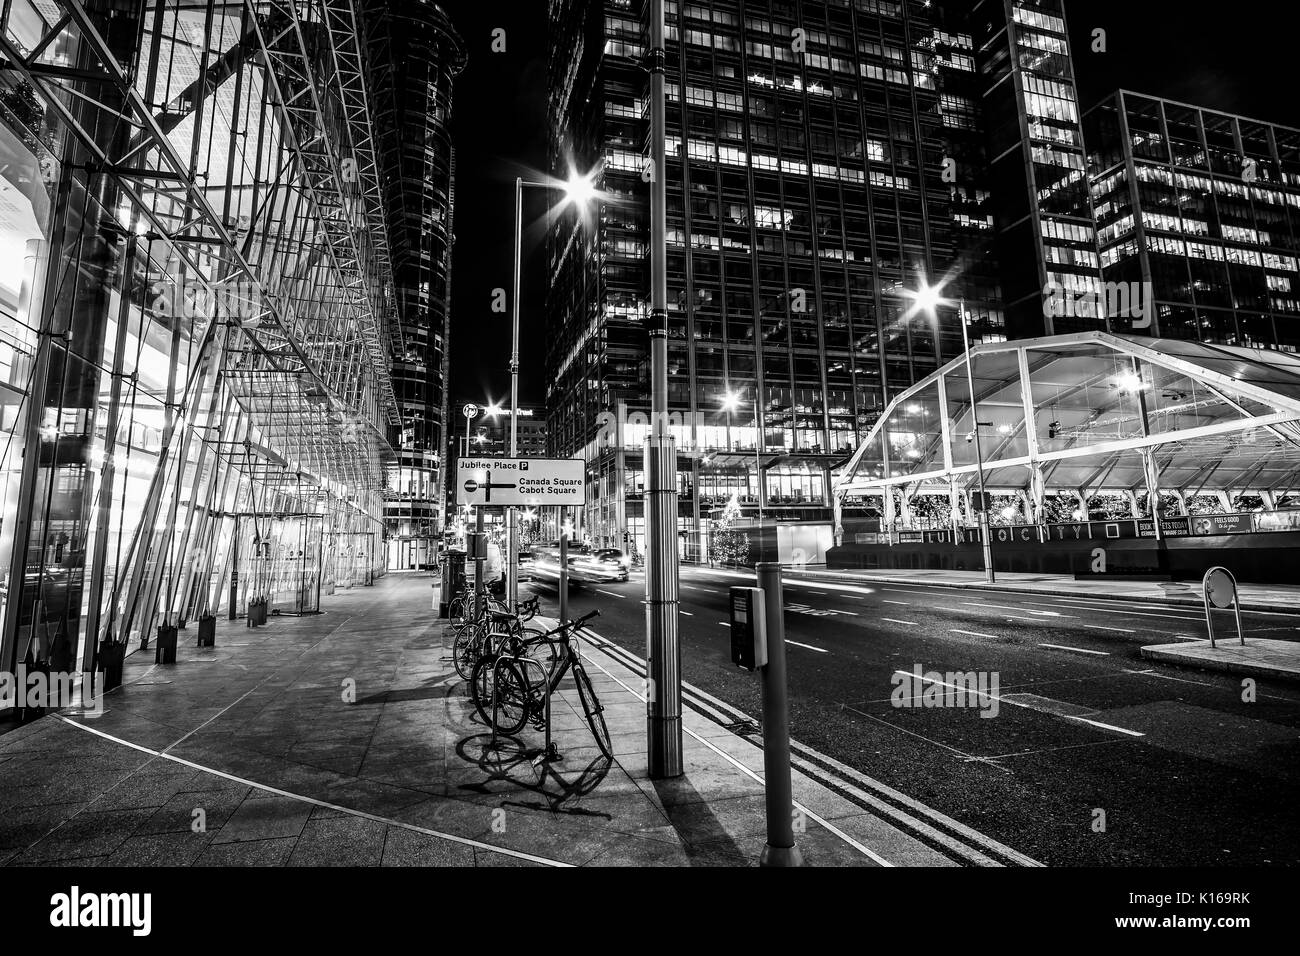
524,566 -> 1300,866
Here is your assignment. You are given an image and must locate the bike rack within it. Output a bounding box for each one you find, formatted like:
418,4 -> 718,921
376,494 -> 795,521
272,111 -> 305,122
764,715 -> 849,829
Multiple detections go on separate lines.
1203,566 -> 1244,649
489,654 -> 559,764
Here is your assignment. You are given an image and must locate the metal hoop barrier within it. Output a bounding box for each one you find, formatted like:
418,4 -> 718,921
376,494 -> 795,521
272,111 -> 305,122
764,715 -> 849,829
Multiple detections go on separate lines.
1202,565 -> 1244,649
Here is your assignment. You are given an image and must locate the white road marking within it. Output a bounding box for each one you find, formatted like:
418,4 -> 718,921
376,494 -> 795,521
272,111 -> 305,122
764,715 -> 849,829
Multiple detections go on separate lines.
881,617 -> 920,626
679,610 -> 694,616
966,602 -> 1068,617
1064,715 -> 1145,737
718,621 -> 731,627
1038,643 -> 1109,656
833,609 -> 861,616
950,629 -> 998,639
1080,623 -> 1136,634
595,589 -> 625,599
1048,601 -> 1204,622
786,639 -> 828,653
882,600 -> 910,606
890,671 -> 1145,738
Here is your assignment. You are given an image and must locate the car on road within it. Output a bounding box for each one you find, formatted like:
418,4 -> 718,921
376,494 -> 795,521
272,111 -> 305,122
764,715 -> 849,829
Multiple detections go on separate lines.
571,549 -> 629,583
592,548 -> 631,575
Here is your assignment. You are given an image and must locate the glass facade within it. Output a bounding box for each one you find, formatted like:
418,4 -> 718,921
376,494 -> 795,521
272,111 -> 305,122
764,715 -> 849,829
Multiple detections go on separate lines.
1084,91 -> 1300,348
0,0 -> 399,685
545,0 -> 1058,554
366,0 -> 465,569
972,0 -> 1103,339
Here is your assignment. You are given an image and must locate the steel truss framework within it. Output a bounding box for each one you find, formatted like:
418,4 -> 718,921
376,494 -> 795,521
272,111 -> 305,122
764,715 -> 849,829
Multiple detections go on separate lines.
0,0 -> 401,678
833,331 -> 1300,531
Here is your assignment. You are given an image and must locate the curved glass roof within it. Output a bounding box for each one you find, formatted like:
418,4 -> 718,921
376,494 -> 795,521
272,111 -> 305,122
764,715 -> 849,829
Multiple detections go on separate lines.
834,332 -> 1300,499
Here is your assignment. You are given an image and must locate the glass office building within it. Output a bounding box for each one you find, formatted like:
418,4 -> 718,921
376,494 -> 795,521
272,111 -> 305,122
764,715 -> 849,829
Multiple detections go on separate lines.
1084,90 -> 1300,348
366,0 -> 464,570
971,0 -> 1103,339
544,0 -> 1087,557
0,0 -> 402,686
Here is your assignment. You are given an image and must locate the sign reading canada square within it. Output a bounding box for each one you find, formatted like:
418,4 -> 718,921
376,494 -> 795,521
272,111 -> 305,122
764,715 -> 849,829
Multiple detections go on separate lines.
456,457 -> 584,507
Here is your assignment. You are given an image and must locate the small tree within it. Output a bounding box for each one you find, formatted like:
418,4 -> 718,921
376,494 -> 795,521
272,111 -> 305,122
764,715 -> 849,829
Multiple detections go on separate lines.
709,494 -> 751,566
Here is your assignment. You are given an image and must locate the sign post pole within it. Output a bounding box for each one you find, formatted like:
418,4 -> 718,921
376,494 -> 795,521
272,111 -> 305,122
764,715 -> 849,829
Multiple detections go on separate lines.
559,506 -> 569,624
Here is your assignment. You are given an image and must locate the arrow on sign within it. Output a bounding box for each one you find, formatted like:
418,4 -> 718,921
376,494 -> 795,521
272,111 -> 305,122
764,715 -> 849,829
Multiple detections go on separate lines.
464,470 -> 517,503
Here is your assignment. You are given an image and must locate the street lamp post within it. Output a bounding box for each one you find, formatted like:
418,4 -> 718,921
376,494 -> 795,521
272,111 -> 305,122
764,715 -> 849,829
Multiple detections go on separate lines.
906,284 -> 995,583
506,173 -> 598,612
957,299 -> 996,584
645,0 -> 682,779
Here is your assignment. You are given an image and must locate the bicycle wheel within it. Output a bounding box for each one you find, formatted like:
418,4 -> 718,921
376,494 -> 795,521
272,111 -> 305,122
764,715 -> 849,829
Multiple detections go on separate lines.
472,655 -> 530,735
573,660 -> 612,758
453,621 -> 485,680
449,596 -> 468,626
517,628 -> 561,687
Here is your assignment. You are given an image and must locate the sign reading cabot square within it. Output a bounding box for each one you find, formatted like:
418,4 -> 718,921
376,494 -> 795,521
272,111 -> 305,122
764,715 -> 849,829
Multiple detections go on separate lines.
456,457 -> 584,506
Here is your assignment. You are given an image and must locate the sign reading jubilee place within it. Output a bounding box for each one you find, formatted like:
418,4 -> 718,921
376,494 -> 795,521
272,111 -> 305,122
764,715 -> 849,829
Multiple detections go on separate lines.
456,457 -> 584,506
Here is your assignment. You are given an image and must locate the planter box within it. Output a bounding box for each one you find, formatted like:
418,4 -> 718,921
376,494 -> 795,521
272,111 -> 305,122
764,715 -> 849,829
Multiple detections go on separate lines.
99,642 -> 126,693
197,613 -> 216,647
155,625 -> 178,664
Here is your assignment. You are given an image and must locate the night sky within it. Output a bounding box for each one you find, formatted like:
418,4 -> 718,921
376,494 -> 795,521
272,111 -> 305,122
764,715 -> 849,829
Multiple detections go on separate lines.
440,0 -> 1297,410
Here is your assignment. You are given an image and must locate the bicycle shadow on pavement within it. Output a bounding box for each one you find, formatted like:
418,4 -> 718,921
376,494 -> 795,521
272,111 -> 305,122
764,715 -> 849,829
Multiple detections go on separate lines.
454,733 -> 614,820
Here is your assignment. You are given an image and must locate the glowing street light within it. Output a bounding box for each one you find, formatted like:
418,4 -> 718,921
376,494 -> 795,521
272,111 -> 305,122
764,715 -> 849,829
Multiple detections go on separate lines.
506,165 -> 601,611
903,276 -> 996,583
720,388 -> 763,521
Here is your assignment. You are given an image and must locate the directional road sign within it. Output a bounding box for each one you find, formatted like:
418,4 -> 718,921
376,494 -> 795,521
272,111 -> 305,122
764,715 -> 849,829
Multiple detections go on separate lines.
456,457 -> 584,506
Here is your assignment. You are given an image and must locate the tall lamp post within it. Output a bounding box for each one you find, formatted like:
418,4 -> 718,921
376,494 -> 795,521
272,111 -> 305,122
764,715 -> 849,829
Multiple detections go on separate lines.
506,171 -> 598,610
722,389 -> 762,522
645,0 -> 682,779
907,283 -> 996,583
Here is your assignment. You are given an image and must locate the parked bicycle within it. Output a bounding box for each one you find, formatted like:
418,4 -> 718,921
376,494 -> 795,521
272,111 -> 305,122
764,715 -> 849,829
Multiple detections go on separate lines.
452,595 -> 552,682
471,610 -> 610,758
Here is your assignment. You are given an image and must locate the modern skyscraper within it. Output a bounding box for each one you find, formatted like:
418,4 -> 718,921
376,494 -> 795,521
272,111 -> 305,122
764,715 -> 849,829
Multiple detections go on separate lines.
1084,90 -> 1300,348
366,0 -> 466,570
970,0 -> 1103,340
545,0 -> 1058,558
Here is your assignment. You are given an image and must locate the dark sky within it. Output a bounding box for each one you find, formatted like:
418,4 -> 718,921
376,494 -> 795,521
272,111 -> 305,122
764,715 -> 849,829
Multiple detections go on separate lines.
441,0 -> 1297,409
1065,0 -> 1300,126
442,0 -> 548,411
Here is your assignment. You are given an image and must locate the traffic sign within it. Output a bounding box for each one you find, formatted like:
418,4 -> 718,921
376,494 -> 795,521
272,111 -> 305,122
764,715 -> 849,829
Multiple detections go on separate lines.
462,403 -> 480,420
456,457 -> 584,506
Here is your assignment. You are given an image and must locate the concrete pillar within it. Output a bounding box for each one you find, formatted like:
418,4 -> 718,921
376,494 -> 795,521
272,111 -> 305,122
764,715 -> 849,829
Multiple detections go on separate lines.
1258,490 -> 1275,511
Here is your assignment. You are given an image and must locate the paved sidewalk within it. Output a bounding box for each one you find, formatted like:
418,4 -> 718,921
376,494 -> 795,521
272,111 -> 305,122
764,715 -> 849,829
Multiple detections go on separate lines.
0,574 -> 1014,867
800,567 -> 1300,615
1141,638 -> 1300,682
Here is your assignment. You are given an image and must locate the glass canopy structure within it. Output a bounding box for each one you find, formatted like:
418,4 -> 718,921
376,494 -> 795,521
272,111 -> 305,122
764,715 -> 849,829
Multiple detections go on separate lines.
832,331 -> 1300,533
0,0 -> 400,680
